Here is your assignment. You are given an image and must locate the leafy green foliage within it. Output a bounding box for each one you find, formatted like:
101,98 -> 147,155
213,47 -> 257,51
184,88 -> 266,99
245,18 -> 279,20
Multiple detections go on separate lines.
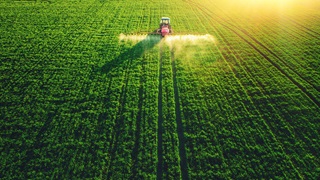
0,0 -> 319,179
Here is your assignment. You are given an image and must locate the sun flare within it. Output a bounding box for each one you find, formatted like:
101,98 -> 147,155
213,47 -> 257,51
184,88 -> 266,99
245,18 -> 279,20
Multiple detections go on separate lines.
222,0 -> 311,13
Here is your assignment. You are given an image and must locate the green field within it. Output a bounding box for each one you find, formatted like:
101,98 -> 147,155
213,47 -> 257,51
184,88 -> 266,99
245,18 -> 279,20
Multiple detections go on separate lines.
1,0 -> 319,179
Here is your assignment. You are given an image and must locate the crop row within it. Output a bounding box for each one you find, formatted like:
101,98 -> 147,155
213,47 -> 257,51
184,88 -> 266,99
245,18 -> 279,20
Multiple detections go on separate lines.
1,0 -> 319,179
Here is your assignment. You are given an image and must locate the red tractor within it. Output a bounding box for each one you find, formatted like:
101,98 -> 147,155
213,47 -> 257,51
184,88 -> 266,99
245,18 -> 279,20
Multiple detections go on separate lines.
157,17 -> 172,37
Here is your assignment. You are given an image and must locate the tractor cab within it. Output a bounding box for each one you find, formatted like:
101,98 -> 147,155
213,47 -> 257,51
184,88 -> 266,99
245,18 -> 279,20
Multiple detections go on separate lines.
159,17 -> 172,37
160,17 -> 170,25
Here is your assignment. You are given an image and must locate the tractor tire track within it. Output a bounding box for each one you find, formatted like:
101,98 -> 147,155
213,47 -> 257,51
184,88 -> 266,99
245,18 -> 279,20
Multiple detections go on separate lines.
188,0 -> 320,108
252,15 -> 320,85
232,26 -> 319,92
212,2 -> 320,89
282,15 -> 320,40
170,49 -> 189,180
261,15 -> 310,40
157,43 -> 164,180
230,27 -> 320,107
210,2 -> 320,92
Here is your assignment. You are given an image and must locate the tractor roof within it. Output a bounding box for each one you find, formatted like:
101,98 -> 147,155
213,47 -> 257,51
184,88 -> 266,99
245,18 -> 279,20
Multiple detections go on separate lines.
161,17 -> 170,20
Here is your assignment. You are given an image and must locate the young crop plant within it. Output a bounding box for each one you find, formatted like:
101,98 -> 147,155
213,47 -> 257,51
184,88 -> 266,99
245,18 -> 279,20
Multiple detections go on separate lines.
1,0 -> 319,179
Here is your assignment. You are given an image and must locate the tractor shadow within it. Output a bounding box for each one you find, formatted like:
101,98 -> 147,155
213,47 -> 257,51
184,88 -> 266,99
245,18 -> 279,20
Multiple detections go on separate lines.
100,32 -> 162,74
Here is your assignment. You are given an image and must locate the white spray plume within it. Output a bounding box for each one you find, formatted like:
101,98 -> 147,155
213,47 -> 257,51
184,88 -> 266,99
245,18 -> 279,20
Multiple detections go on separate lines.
164,34 -> 215,44
119,33 -> 215,45
118,33 -> 217,63
119,33 -> 161,44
